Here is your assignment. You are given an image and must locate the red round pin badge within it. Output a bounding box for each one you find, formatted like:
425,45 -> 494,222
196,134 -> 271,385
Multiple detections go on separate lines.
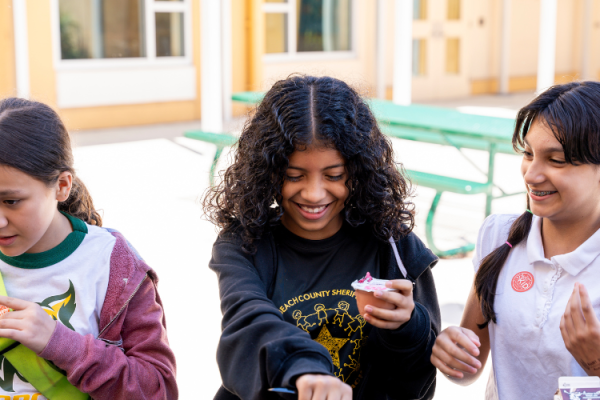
511,271 -> 534,292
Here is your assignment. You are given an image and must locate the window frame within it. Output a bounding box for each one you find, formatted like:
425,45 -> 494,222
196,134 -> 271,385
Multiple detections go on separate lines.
51,0 -> 194,70
263,0 -> 357,63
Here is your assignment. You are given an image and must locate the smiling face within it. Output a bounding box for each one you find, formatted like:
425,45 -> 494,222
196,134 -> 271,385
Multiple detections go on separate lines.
520,120 -> 600,224
280,146 -> 350,240
0,166 -> 72,256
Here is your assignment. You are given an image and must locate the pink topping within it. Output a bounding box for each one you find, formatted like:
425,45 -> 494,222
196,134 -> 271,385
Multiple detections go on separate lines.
357,272 -> 373,284
362,285 -> 386,291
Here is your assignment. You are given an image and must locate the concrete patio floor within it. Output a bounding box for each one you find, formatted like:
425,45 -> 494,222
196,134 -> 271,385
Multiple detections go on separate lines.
69,92 -> 534,399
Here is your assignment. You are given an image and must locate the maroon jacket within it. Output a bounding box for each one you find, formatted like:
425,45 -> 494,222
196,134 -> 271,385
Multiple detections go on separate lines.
39,232 -> 178,399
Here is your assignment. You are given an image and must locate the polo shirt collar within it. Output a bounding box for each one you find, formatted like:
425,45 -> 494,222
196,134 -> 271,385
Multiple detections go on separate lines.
527,215 -> 600,276
527,216 -> 546,264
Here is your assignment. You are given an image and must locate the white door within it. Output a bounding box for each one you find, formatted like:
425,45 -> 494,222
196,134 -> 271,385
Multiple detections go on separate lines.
411,0 -> 471,100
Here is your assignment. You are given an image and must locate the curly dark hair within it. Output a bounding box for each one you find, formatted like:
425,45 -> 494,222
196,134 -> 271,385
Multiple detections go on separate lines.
203,75 -> 414,253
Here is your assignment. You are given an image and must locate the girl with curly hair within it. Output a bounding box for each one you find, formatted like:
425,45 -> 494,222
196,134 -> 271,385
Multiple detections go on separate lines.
205,75 -> 440,400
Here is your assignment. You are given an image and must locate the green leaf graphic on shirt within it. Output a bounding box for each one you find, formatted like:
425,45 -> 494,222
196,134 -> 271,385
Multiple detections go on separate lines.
0,355 -> 29,392
36,280 -> 77,331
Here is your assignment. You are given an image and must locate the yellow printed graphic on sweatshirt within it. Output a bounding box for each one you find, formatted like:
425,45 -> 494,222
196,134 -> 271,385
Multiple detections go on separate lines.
279,290 -> 367,388
0,394 -> 42,399
314,325 -> 349,368
0,282 -> 77,395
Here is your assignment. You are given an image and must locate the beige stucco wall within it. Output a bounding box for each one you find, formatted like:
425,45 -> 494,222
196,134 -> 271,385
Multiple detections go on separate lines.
277,0 -> 590,100
0,0 -> 16,98
27,0 -> 58,108
468,0 -> 496,80
60,0 -> 205,130
3,0 -> 255,129
4,0 -> 597,129
469,0 -> 582,94
259,1 -> 377,96
591,1 -> 600,80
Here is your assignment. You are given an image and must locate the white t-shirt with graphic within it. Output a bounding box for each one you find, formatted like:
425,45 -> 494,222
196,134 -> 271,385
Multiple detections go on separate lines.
0,213 -> 113,400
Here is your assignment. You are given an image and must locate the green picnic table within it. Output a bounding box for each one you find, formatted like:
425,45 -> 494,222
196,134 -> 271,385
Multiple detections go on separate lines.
185,91 -> 523,257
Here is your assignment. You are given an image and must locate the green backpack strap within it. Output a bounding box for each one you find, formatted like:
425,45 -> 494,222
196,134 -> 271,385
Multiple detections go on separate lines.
0,273 -> 89,400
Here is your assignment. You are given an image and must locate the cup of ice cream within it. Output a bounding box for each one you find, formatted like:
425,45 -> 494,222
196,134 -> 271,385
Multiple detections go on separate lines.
351,272 -> 397,315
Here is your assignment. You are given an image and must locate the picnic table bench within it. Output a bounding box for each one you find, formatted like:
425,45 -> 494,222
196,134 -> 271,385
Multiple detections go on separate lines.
185,91 -> 522,257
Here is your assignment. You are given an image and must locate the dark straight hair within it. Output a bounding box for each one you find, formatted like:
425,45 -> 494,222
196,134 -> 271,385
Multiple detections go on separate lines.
0,98 -> 102,226
475,81 -> 600,328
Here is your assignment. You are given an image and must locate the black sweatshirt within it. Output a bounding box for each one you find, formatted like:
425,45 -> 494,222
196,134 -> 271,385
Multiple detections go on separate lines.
210,223 -> 441,400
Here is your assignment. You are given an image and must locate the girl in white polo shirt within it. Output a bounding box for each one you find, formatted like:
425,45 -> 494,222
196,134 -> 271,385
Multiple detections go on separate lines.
431,81 -> 600,400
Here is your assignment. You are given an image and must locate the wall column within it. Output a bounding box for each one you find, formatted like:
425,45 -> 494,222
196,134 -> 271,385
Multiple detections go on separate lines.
581,0 -> 592,80
376,0 -> 386,99
221,0 -> 232,121
499,0 -> 510,94
536,0 -> 558,92
201,0 -> 223,132
392,0 -> 413,105
12,0 -> 29,99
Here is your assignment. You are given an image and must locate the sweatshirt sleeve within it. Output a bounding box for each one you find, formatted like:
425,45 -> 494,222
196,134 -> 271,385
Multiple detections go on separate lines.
39,276 -> 178,400
210,237 -> 334,399
359,264 -> 440,400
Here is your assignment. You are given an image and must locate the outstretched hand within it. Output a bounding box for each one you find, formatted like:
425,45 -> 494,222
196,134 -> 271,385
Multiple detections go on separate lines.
296,374 -> 352,400
363,279 -> 415,330
560,282 -> 600,376
0,296 -> 56,354
430,326 -> 482,379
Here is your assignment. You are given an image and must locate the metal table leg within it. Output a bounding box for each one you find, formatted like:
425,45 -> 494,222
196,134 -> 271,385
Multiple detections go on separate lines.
485,143 -> 497,216
425,191 -> 475,258
210,145 -> 225,187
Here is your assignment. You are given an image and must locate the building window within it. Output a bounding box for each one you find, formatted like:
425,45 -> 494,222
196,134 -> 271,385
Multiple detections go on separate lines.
413,0 -> 427,20
266,12 -> 288,53
445,37 -> 460,74
447,0 -> 460,20
58,0 -> 189,61
155,12 -> 185,57
264,0 -> 353,56
412,39 -> 427,76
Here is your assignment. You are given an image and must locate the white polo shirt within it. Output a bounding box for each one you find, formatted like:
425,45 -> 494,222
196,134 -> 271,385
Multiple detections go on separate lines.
473,214 -> 600,400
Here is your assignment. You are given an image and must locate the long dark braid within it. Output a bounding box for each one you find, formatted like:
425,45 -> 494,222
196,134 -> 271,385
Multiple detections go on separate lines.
474,207 -> 532,328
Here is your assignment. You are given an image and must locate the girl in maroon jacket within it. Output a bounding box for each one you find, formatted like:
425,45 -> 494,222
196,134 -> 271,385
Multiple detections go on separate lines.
0,98 -> 177,399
